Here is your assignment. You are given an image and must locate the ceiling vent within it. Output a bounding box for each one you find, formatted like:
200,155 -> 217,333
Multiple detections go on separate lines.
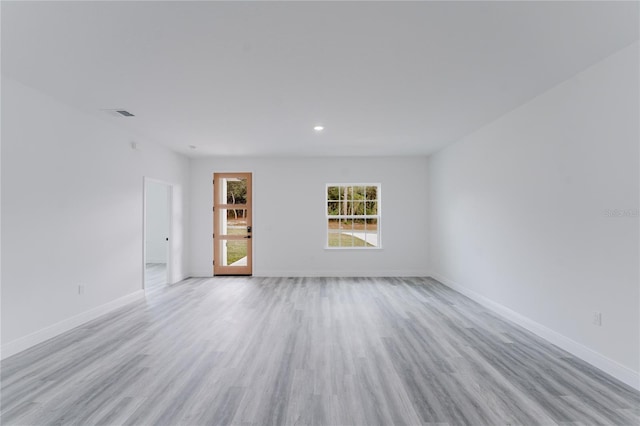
116,110 -> 135,117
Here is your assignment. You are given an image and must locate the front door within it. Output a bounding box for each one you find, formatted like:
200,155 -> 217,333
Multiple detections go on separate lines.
213,173 -> 252,275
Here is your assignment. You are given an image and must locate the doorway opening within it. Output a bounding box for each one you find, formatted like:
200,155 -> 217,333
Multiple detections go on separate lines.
144,179 -> 172,290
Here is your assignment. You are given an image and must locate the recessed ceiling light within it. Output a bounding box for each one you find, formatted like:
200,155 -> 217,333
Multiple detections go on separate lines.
314,125 -> 324,132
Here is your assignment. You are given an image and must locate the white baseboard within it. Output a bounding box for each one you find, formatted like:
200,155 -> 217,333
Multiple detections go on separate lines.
1,290 -> 145,360
189,271 -> 214,278
256,269 -> 431,277
431,272 -> 640,391
190,270 -> 430,278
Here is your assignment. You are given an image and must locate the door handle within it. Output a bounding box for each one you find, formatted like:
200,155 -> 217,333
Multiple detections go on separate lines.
244,235 -> 251,239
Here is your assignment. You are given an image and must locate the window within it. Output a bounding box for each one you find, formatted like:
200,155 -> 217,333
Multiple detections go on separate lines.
326,184 -> 381,249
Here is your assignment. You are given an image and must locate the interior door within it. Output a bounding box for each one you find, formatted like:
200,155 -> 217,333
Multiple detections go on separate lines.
213,173 -> 252,275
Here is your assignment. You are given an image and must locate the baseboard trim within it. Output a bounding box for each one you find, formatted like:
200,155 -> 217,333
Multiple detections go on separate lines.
189,271 -> 431,278
189,271 -> 214,278
257,270 -> 431,277
1,290 -> 145,360
431,272 -> 640,391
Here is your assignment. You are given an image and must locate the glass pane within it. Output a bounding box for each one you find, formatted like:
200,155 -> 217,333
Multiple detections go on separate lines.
352,234 -> 369,247
328,218 -> 342,230
328,201 -> 340,216
327,231 -> 341,247
366,186 -> 378,201
225,178 -> 247,204
338,200 -> 349,216
353,201 -> 364,216
353,186 -> 365,200
341,201 -> 350,216
339,232 -> 353,247
327,186 -> 340,201
338,186 -> 348,201
365,201 -> 377,215
365,218 -> 378,231
218,239 -> 248,266
219,209 -> 248,235
363,233 -> 378,247
365,219 -> 379,247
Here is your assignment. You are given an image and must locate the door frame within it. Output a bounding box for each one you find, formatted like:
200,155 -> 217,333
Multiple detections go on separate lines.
213,172 -> 253,276
143,177 -> 174,289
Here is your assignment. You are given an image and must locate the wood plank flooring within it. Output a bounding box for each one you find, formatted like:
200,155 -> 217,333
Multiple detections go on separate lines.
145,263 -> 167,291
2,276 -> 639,425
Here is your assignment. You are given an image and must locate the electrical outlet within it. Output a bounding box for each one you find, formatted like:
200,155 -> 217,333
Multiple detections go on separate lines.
592,311 -> 602,326
78,284 -> 85,296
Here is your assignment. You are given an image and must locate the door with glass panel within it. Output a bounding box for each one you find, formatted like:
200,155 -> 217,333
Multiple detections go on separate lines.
213,173 -> 252,275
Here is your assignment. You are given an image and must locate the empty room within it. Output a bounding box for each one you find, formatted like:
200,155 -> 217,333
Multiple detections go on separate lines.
1,1 -> 639,425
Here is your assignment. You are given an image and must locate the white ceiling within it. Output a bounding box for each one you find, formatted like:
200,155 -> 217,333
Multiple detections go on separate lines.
2,1 -> 638,157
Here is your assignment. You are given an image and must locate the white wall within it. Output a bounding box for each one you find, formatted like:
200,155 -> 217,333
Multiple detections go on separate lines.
428,42 -> 639,388
190,157 -> 429,277
1,76 -> 190,357
145,182 -> 169,264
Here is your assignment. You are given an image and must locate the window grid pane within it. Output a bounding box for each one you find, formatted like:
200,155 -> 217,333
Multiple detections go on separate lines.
326,184 -> 380,249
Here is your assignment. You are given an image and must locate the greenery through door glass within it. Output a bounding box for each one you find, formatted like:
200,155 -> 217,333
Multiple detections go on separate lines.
226,179 -> 247,205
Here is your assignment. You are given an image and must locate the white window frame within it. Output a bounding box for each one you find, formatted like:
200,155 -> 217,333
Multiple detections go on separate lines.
325,183 -> 382,250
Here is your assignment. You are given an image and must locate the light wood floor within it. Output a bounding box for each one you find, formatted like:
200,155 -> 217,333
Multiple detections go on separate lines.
2,276 -> 639,425
145,263 -> 167,291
